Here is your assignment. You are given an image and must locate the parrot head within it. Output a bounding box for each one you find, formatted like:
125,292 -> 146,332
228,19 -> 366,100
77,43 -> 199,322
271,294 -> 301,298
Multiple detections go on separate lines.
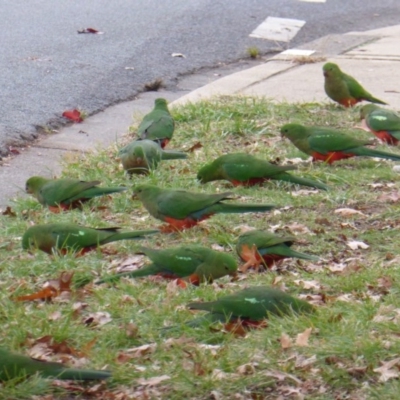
322,62 -> 341,78
118,141 -> 153,174
219,253 -> 238,277
359,104 -> 380,120
280,124 -> 309,141
132,184 -> 159,201
154,98 -> 168,110
196,163 -> 215,183
25,176 -> 48,194
22,229 -> 38,250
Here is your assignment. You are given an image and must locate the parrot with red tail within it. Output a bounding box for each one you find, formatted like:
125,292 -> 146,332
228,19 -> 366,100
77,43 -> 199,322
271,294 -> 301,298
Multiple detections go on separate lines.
137,98 -> 174,148
236,230 -> 318,272
280,123 -> 400,164
22,223 -> 158,255
25,176 -> 126,212
360,104 -> 400,146
323,62 -> 387,107
164,286 -> 314,331
132,184 -> 275,232
96,245 -> 237,287
197,153 -> 327,190
0,348 -> 111,381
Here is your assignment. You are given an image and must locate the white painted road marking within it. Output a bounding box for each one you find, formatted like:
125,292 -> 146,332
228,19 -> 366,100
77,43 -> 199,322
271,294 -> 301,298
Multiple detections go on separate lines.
299,0 -> 326,3
280,49 -> 315,56
250,17 -> 306,42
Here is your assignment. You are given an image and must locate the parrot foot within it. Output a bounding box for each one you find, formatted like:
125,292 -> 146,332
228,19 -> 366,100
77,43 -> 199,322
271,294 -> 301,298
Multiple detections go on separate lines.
175,278 -> 189,288
170,275 -> 200,288
239,244 -> 263,273
160,138 -> 170,149
48,204 -> 72,213
159,224 -> 182,233
222,318 -> 268,336
231,178 -> 266,187
160,217 -> 203,233
375,130 -> 398,145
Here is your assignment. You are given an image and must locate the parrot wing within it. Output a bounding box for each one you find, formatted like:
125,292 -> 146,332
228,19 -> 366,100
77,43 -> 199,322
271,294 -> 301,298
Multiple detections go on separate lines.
188,287 -> 314,320
156,190 -> 234,219
40,180 -> 101,205
222,160 -> 295,180
49,225 -> 114,248
141,246 -> 206,275
368,110 -> 400,134
308,128 -> 373,153
239,231 -> 294,250
342,73 -> 367,96
139,114 -> 174,139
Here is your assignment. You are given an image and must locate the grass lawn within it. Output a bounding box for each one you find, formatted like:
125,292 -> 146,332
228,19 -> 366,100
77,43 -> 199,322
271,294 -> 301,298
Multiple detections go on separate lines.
1,96 -> 400,399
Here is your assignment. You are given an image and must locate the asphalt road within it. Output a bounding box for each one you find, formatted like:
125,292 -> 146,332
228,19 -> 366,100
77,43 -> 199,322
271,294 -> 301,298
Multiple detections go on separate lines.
1,0 -> 399,157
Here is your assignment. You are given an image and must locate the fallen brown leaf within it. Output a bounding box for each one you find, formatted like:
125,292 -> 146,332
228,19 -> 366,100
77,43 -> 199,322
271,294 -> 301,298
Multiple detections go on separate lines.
137,375 -> 170,386
347,240 -> 369,250
236,363 -> 257,375
2,206 -> 16,216
294,279 -> 321,290
125,322 -> 139,338
14,271 -> 74,302
295,327 -> 312,347
334,208 -> 365,217
373,358 -> 400,382
83,311 -> 112,327
280,333 -> 293,349
185,141 -> 203,152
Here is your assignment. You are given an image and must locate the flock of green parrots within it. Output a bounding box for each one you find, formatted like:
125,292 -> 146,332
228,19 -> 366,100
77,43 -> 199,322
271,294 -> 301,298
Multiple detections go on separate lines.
2,61 -> 400,382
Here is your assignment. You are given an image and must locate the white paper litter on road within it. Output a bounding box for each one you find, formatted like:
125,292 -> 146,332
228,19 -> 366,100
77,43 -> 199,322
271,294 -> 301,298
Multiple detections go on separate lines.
250,17 -> 306,42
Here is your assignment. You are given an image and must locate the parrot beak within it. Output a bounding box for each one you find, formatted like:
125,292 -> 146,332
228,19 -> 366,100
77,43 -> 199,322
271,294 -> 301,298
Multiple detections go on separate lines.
230,271 -> 239,281
323,71 -> 328,77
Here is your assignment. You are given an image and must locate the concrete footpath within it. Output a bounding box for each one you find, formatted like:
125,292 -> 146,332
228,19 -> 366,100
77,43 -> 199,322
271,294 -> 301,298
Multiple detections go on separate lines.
1,24 -> 400,209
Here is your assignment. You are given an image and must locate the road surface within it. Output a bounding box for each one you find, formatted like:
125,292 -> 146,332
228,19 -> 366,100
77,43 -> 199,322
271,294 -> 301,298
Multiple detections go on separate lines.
1,0 -> 399,156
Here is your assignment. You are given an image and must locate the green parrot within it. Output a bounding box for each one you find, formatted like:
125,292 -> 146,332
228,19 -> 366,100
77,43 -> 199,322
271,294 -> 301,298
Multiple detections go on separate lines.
22,223 -> 159,255
118,139 -> 187,175
96,245 -> 237,286
137,98 -> 174,148
236,230 -> 318,272
360,104 -> 400,146
280,123 -> 400,164
197,153 -> 327,190
25,176 -> 126,211
323,62 -> 387,107
170,286 -> 314,330
132,184 -> 275,232
0,348 -> 111,381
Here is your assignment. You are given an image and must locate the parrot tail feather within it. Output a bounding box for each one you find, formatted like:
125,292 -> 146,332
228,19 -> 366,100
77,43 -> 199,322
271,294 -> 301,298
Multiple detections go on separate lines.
107,229 -> 159,243
212,203 -> 275,215
277,173 -> 328,191
366,95 -> 387,106
95,265 -> 159,284
161,150 -> 188,160
53,368 -> 112,381
352,147 -> 400,161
